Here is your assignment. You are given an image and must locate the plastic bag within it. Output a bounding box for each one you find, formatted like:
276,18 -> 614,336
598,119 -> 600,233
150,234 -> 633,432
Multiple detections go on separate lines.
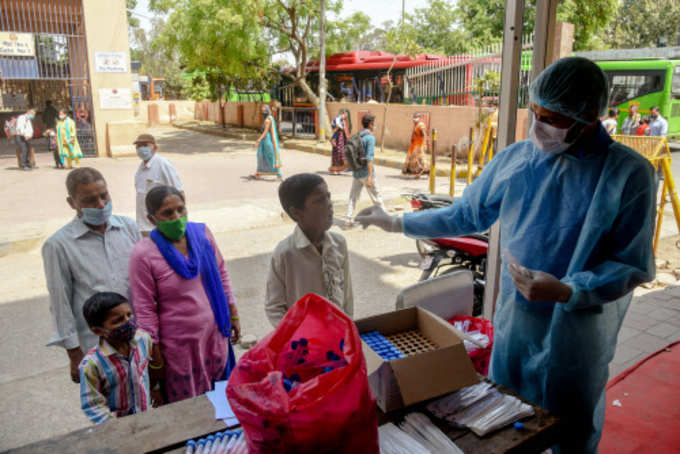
226,293 -> 378,454
448,315 -> 494,376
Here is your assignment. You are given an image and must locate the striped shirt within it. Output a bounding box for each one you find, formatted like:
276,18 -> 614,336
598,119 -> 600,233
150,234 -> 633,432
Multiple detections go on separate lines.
79,329 -> 153,424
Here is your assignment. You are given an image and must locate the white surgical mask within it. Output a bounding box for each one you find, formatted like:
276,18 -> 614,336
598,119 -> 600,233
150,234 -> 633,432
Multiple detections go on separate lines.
59,113 -> 66,120
529,118 -> 574,154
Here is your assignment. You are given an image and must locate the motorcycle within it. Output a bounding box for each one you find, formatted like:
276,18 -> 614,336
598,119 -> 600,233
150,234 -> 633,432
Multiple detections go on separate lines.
404,192 -> 488,316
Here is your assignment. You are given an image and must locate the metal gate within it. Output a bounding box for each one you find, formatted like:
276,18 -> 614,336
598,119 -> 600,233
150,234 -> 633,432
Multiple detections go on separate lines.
0,0 -> 97,155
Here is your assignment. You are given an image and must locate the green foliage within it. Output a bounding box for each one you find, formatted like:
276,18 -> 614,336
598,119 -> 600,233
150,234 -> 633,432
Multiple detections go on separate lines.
455,0 -> 618,51
606,0 -> 680,48
326,12 -> 373,55
126,0 -> 140,28
407,0 -> 469,55
149,0 -> 272,100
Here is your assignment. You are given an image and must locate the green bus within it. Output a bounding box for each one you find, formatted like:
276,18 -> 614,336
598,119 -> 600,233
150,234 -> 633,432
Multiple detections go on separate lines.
595,59 -> 680,137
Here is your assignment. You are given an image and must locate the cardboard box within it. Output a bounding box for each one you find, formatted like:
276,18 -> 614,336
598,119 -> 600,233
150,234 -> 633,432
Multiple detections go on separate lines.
355,307 -> 479,413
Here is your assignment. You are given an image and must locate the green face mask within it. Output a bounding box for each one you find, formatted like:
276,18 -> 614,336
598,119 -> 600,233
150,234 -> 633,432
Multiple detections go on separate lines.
156,215 -> 187,241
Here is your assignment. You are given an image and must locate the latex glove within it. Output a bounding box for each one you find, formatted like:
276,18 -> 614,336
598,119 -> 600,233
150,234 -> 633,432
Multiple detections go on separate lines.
354,206 -> 402,232
506,257 -> 572,303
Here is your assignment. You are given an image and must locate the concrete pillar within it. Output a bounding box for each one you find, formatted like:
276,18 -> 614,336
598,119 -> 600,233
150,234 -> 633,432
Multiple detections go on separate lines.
552,22 -> 575,62
81,0 -> 135,157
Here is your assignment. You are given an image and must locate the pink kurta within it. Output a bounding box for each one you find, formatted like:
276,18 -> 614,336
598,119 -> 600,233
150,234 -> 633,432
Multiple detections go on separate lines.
129,227 -> 235,403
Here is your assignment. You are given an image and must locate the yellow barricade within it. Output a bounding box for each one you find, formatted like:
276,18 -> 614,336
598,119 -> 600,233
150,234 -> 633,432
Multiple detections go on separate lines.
612,135 -> 680,254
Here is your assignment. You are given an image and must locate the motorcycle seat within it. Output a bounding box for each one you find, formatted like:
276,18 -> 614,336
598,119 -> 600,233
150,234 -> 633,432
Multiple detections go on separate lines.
432,236 -> 488,256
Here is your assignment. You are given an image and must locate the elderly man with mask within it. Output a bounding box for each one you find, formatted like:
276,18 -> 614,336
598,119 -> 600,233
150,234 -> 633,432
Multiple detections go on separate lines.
42,168 -> 142,383
356,57 -> 656,453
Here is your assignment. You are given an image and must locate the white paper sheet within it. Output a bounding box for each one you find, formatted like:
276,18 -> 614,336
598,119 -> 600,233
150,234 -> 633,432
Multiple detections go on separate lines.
206,380 -> 239,427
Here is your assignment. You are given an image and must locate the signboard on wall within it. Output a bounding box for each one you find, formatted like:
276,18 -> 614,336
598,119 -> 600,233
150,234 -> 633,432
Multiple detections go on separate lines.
99,88 -> 132,110
1,93 -> 27,110
95,51 -> 127,73
0,32 -> 35,57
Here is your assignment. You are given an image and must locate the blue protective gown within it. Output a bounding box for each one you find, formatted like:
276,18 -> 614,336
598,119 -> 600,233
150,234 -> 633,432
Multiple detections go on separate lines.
403,125 -> 656,453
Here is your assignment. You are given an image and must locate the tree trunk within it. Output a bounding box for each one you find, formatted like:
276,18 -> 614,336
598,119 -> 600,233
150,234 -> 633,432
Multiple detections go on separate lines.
380,58 -> 397,153
298,77 -> 332,139
318,0 -> 327,142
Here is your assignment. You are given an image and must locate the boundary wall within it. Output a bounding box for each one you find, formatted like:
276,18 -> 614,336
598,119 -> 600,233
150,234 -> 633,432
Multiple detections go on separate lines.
194,100 -> 529,154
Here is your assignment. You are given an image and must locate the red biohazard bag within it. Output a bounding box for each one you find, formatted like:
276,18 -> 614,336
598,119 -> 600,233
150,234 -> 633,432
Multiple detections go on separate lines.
448,315 -> 494,376
226,293 -> 378,454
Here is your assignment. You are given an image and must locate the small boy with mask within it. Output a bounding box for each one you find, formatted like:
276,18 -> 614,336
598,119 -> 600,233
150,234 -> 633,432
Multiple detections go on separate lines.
266,173 -> 354,327
79,292 -> 158,424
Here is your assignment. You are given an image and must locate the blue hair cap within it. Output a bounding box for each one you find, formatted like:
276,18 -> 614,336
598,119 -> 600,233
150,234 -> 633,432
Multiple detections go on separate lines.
529,57 -> 609,124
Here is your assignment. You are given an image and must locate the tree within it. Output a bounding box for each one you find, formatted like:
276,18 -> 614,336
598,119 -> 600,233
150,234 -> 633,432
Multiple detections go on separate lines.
455,0 -> 618,51
379,23 -> 426,152
129,18 -> 194,99
126,0 -> 140,28
606,0 -> 680,48
150,0 -> 272,100
259,0 -> 343,136
326,12 -> 377,54
407,0 -> 469,54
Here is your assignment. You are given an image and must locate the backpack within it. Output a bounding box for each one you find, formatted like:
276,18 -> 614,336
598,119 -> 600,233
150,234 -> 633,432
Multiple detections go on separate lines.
344,131 -> 368,171
4,117 -> 17,138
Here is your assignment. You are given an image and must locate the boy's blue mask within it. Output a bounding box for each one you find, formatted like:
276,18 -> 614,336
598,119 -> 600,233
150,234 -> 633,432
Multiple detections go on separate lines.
103,318 -> 137,343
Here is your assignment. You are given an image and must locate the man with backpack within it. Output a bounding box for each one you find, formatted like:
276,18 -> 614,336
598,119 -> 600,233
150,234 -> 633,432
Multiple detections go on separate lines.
344,113 -> 386,226
15,108 -> 36,170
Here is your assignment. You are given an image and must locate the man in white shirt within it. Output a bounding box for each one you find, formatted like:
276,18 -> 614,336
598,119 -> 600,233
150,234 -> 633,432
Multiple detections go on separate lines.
648,106 -> 668,137
15,108 -> 36,170
133,133 -> 184,235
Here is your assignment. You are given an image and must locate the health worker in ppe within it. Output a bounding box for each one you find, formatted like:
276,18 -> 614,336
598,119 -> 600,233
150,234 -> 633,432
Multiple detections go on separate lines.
355,57 -> 656,454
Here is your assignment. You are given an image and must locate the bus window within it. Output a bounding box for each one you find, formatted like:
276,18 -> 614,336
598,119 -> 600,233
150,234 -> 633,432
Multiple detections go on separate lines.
604,70 -> 665,105
672,66 -> 680,99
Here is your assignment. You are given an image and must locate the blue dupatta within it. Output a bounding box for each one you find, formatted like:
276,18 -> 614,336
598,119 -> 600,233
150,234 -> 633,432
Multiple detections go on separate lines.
150,222 -> 231,338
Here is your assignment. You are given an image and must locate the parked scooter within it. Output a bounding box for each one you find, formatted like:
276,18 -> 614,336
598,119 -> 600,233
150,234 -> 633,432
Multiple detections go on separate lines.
404,192 -> 488,316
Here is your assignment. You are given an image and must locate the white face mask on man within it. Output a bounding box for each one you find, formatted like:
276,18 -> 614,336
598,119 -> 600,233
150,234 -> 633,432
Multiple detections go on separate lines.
529,118 -> 577,154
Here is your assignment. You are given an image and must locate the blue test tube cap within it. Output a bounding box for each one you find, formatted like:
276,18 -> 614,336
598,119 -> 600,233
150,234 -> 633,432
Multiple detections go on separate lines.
197,439 -> 206,446
187,440 -> 197,448
514,421 -> 524,430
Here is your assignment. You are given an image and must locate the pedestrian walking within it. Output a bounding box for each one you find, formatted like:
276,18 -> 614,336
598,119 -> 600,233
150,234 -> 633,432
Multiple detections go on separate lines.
356,57 -> 656,454
133,133 -> 183,235
129,186 -> 240,404
621,103 -> 641,135
57,109 -> 83,168
329,109 -> 351,174
15,108 -> 36,170
344,114 -> 385,226
402,114 -> 429,178
42,168 -> 142,384
252,105 -> 282,180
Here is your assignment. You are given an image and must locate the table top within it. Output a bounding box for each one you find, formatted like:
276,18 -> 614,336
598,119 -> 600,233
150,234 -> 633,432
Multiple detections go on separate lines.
6,382 -> 558,454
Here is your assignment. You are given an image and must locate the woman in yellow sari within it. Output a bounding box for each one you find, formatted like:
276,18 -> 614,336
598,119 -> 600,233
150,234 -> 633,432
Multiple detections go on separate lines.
402,114 -> 429,178
56,109 -> 83,168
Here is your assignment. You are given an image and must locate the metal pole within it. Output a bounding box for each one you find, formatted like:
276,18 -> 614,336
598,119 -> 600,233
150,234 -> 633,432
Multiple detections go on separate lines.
528,0 -> 559,132
482,0 -> 526,322
318,0 -> 327,141
449,145 -> 456,197
429,128 -> 437,194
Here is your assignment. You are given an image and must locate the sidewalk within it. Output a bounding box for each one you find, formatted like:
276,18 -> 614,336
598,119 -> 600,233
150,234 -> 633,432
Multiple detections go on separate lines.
174,120 -> 468,177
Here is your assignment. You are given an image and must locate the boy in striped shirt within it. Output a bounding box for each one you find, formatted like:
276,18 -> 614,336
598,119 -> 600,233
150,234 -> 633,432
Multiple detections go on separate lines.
79,292 -> 157,424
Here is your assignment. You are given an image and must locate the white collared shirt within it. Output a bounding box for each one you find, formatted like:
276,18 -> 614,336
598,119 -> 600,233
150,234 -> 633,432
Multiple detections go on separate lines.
134,153 -> 183,232
266,226 -> 353,327
16,113 -> 33,138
